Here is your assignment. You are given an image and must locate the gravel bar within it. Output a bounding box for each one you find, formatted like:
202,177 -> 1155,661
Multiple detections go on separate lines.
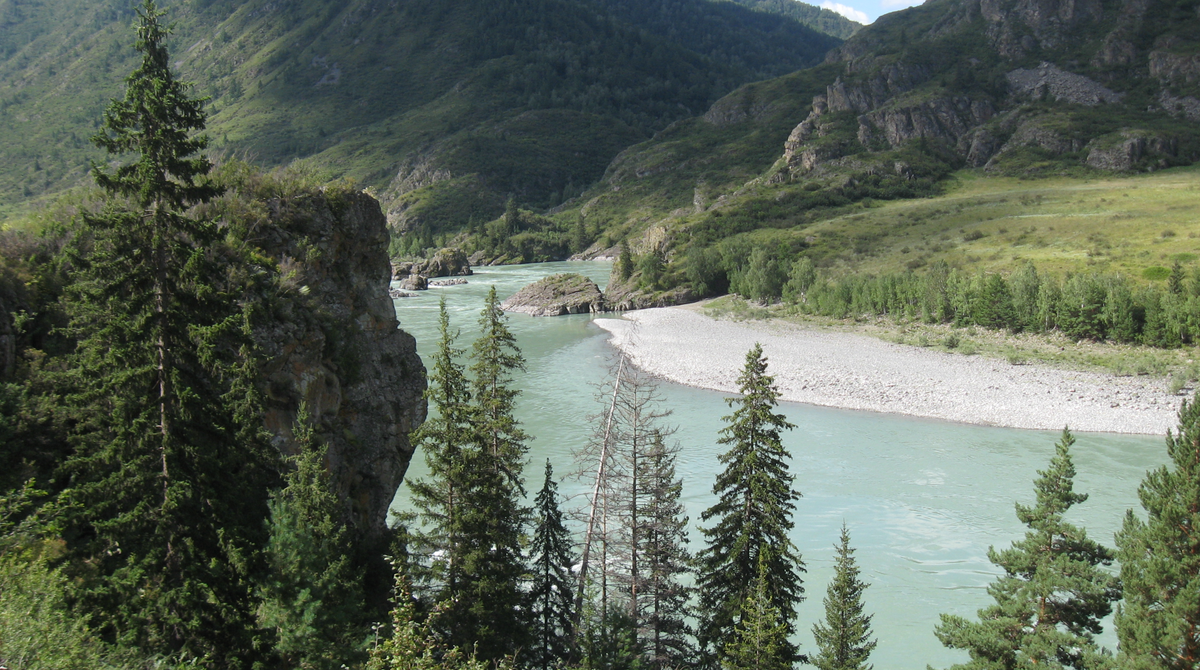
594,307 -> 1181,435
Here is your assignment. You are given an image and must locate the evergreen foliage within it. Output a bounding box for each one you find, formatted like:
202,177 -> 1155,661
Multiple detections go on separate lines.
471,286 -> 530,491
721,551 -> 793,670
811,524 -> 876,670
1115,393 -> 1200,669
427,287 -> 531,663
529,460 -> 577,670
636,431 -> 697,669
934,428 -> 1120,670
258,406 -> 364,669
366,560 -> 498,670
618,241 -> 635,282
697,343 -> 804,666
54,4 -> 277,664
785,260 -> 1200,349
407,299 -> 474,599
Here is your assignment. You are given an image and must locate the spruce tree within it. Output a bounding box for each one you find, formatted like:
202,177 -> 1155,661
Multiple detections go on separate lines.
431,286 -> 530,663
258,407 -> 364,669
697,343 -> 804,666
529,460 -> 577,670
722,551 -> 792,670
1115,394 -> 1200,669
637,431 -> 696,669
57,2 -> 275,664
811,524 -> 876,670
470,285 -> 529,491
934,428 -> 1119,670
407,298 -> 473,598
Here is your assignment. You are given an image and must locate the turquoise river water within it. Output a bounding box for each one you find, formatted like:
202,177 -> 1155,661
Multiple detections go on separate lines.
389,261 -> 1169,669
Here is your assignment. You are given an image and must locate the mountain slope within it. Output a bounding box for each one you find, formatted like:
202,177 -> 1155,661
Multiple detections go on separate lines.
0,0 -> 847,223
540,0 -> 1200,295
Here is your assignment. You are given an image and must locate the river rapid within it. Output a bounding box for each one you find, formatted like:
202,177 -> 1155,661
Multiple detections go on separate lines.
389,261 -> 1168,669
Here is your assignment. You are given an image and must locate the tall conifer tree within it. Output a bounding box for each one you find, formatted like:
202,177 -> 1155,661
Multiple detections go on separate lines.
935,429 -> 1119,670
529,460 -> 577,670
811,524 -> 876,670
432,286 -> 530,663
58,2 -> 275,664
407,298 -> 473,597
637,431 -> 696,669
697,343 -> 804,666
471,286 -> 529,490
259,407 -> 364,669
1115,394 -> 1200,669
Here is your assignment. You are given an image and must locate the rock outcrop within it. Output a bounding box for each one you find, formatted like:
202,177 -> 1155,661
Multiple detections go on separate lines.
502,273 -> 607,316
1005,62 -> 1122,105
777,0 -> 1199,178
253,190 -> 427,538
392,247 -> 472,280
604,279 -> 696,311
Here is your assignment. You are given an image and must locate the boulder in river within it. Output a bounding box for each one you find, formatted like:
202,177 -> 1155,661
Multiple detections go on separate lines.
502,273 -> 607,316
392,247 -> 472,279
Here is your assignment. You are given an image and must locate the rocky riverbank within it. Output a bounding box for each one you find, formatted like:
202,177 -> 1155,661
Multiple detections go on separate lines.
595,306 -> 1181,435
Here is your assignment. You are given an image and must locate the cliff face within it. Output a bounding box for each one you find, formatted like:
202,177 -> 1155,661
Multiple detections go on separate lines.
780,0 -> 1200,180
251,189 -> 427,537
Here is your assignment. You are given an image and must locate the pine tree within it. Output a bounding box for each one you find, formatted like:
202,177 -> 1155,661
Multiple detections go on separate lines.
1115,394 -> 1200,669
529,460 -> 577,670
811,524 -> 876,670
407,298 -> 473,598
258,407 -> 364,669
935,428 -> 1119,670
697,343 -> 804,666
57,2 -> 275,664
722,551 -> 792,670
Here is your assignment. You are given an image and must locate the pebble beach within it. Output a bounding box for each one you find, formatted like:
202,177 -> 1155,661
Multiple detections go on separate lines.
594,306 -> 1182,435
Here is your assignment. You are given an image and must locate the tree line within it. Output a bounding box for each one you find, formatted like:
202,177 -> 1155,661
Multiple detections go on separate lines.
672,242 -> 1200,348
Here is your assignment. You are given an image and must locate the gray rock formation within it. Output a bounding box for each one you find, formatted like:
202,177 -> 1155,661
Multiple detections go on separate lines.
1086,131 -> 1178,171
604,277 -> 696,311
398,274 -> 428,291
502,273 -> 607,316
1005,62 -> 1122,105
253,190 -> 427,538
392,247 -> 472,280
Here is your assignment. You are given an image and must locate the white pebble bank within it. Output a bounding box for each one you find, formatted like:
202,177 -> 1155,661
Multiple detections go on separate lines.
594,307 -> 1181,435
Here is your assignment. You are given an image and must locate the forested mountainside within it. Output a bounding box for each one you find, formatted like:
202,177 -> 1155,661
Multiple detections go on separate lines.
0,0 -> 850,221
474,0 -> 1200,301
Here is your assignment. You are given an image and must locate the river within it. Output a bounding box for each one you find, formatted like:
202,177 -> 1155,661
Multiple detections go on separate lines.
390,260 -> 1168,669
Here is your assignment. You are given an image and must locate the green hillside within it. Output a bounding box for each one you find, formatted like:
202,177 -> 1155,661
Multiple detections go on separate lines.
505,0 -> 1200,299
0,0 -> 849,223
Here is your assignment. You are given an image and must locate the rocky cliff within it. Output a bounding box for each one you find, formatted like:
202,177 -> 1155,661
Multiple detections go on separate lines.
251,189 -> 426,538
780,0 -> 1200,180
